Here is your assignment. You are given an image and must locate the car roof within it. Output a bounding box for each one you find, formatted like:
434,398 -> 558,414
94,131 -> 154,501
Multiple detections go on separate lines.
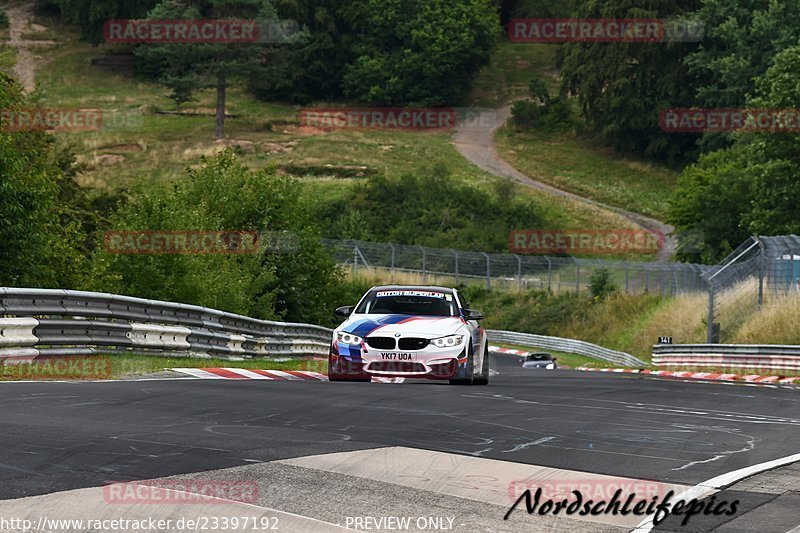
369,285 -> 456,293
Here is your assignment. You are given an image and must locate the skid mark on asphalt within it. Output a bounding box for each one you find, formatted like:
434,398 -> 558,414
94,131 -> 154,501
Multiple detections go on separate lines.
280,446 -> 691,530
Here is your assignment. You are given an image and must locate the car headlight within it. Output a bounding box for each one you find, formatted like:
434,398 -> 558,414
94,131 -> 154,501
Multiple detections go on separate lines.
545,363 -> 555,370
336,332 -> 363,345
432,334 -> 465,348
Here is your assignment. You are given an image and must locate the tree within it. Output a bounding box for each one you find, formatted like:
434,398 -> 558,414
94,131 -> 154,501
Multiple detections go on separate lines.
0,73 -> 87,287
40,0 -> 159,44
133,0 -> 302,139
669,45 -> 800,261
342,0 -> 499,106
249,0 -> 360,103
558,0 -> 702,161
92,151 -> 348,325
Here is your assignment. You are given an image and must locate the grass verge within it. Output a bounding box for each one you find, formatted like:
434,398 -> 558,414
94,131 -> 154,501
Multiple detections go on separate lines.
0,355 -> 327,381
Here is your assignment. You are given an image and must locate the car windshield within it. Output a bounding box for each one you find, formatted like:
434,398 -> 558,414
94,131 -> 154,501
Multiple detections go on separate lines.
525,354 -> 551,361
355,290 -> 458,316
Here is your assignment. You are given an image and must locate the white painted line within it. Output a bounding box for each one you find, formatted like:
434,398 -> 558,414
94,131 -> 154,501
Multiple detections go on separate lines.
265,370 -> 302,380
166,368 -> 228,379
221,368 -> 276,380
631,451 -> 800,533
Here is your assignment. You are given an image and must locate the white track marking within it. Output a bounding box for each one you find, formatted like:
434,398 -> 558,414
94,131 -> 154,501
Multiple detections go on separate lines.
631,451 -> 800,533
169,368 -> 227,379
220,368 -> 276,380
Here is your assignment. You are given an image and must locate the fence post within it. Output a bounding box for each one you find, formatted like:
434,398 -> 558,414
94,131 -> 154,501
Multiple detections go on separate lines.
515,254 -> 522,290
757,237 -> 765,308
453,250 -> 459,285
389,243 -> 396,274
545,257 -> 552,292
645,267 -> 650,293
420,246 -> 427,283
353,245 -> 359,274
482,252 -> 491,289
575,261 -> 580,294
625,265 -> 630,294
707,284 -> 715,343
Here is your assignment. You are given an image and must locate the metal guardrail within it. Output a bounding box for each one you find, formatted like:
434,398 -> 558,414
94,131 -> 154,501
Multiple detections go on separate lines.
488,330 -> 646,367
652,344 -> 800,371
0,288 -> 333,361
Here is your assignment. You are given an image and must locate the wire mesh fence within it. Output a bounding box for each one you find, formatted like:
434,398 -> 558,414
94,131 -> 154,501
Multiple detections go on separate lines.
701,235 -> 800,343
323,239 -> 711,296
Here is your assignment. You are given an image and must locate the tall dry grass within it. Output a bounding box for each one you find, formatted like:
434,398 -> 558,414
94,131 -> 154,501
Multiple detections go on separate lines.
732,291 -> 800,344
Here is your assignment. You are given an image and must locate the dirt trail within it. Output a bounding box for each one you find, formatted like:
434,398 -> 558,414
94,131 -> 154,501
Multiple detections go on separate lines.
7,3 -> 56,93
453,105 -> 676,262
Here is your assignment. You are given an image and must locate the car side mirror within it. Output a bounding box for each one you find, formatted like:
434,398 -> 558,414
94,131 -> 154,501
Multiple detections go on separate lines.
464,309 -> 484,321
334,305 -> 354,317
552,357 -> 557,362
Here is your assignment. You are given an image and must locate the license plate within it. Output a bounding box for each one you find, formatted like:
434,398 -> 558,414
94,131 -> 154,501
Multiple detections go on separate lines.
378,352 -> 416,361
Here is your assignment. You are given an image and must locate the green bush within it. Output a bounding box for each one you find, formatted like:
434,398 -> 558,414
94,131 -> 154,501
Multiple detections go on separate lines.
511,75 -> 575,133
323,166 -> 541,252
589,268 -> 618,301
90,151 -> 348,327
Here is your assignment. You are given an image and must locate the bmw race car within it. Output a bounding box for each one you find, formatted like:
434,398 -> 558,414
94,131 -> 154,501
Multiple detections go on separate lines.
329,286 -> 489,385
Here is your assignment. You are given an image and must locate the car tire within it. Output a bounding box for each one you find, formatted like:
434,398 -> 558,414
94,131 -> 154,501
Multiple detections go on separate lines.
449,344 -> 475,385
328,354 -> 370,382
472,340 -> 490,386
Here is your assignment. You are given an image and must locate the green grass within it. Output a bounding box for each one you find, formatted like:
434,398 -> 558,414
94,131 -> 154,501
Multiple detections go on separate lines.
31,28 -> 633,237
0,355 -> 326,381
468,41 -> 560,107
494,126 -> 678,220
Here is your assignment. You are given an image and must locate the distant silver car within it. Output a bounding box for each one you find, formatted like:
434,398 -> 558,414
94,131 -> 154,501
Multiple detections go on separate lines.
521,353 -> 557,370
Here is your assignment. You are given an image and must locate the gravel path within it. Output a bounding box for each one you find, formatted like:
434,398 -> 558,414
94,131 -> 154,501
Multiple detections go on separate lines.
453,105 -> 676,261
7,3 -> 56,93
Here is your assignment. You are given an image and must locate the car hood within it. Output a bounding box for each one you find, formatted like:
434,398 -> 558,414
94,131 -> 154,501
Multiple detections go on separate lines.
338,314 -> 466,338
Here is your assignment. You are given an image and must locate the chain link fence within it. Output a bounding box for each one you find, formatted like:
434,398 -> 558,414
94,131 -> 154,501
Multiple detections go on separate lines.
704,235 -> 800,343
323,239 -> 711,296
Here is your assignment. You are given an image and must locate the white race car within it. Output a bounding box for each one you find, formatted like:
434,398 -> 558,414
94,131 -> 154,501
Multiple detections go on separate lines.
329,286 -> 489,385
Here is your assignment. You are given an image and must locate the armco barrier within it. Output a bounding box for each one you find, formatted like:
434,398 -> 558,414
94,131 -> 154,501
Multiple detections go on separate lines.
652,344 -> 800,372
0,288 -> 332,361
488,330 -> 646,367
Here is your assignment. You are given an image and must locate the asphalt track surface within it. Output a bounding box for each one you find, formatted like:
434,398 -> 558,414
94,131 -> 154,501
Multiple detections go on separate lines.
2,354 -> 800,532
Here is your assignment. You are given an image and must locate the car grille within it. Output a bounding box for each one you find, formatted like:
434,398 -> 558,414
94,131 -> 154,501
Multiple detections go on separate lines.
368,362 -> 426,373
398,337 -> 429,350
366,337 -> 395,350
